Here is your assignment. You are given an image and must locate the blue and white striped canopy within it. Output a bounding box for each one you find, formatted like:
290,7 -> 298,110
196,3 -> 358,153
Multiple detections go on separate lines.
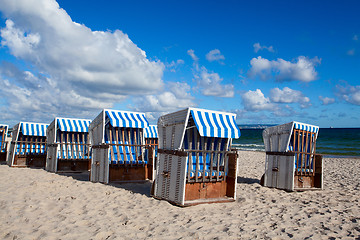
144,125 -> 158,138
0,124 -> 8,133
20,122 -> 48,137
190,108 -> 241,139
57,118 -> 91,132
293,121 -> 319,134
105,109 -> 149,129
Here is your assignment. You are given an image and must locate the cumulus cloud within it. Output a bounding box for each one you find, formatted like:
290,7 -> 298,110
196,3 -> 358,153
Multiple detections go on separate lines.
270,87 -> 311,108
131,82 -> 196,122
196,67 -> 234,97
248,56 -> 320,82
166,59 -> 184,72
0,0 -> 164,121
205,49 -> 225,62
241,89 -> 276,111
187,49 -> 234,98
335,83 -> 360,105
319,96 -> 335,105
253,43 -> 274,53
187,49 -> 199,62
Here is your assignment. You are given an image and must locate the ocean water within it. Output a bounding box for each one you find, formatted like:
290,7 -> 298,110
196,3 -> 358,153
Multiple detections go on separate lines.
232,128 -> 360,157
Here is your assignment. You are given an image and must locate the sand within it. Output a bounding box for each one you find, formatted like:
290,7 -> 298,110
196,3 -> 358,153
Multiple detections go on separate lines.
0,151 -> 359,239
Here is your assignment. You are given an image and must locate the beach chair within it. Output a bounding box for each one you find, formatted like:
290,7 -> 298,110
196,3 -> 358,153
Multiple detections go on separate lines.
45,117 -> 92,172
89,109 -> 153,183
7,122 -> 48,168
144,125 -> 158,181
152,108 -> 241,207
262,121 -> 323,191
0,125 -> 9,162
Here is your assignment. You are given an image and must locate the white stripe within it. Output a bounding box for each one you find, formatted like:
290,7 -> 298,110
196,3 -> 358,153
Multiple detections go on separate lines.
208,112 -> 218,138
192,111 -> 203,136
214,113 -> 225,138
221,114 -> 231,138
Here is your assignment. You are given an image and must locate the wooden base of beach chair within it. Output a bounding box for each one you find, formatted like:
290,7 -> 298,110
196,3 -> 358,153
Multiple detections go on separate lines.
13,154 -> 46,168
184,180 -> 236,201
294,154 -> 323,190
184,152 -> 237,204
12,155 -> 27,167
57,159 -> 90,172
0,152 -> 7,162
109,164 -> 149,182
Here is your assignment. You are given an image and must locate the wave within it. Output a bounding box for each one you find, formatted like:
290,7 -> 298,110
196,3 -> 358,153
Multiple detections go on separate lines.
232,143 -> 264,147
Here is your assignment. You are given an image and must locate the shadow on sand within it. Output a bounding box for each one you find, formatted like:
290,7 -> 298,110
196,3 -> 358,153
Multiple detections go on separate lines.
109,181 -> 152,197
57,171 -> 153,197
237,176 -> 260,184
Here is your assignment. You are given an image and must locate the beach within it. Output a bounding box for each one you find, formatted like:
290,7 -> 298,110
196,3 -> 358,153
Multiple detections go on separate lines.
1,151 -> 359,239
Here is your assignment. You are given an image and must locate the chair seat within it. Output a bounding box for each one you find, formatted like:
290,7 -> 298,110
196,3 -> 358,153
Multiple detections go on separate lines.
189,170 -> 224,178
111,160 -> 147,165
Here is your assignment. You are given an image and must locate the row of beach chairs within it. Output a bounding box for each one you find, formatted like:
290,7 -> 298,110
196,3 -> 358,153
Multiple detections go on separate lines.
0,107 -> 323,207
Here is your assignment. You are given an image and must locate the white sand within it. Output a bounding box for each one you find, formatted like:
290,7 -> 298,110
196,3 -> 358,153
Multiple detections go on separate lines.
1,151 -> 359,239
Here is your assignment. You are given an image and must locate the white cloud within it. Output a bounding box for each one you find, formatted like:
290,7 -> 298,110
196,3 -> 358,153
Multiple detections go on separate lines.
335,83 -> 360,105
270,87 -> 311,108
196,67 -> 234,97
188,49 -> 234,98
248,56 -> 320,82
205,49 -> 225,62
241,89 -> 276,111
131,82 -> 196,122
166,59 -> 184,72
253,42 -> 274,53
0,0 -> 164,121
353,35 -> 358,41
319,96 -> 335,105
187,49 -> 199,62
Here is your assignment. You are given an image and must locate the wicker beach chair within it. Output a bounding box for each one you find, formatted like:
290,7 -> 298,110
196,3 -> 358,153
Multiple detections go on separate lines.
0,124 -> 9,162
45,117 -> 91,173
152,107 -> 241,207
89,109 -> 154,183
262,121 -> 323,191
144,125 -> 158,181
7,122 -> 48,168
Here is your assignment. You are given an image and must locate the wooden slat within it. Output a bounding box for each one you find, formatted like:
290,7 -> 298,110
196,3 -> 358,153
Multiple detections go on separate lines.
304,131 -> 310,176
60,133 -> 64,159
202,137 -> 206,182
195,132 -> 199,183
23,136 -> 28,154
121,128 -> 127,165
216,140 -> 221,181
108,128 -> 115,162
66,133 -> 70,159
115,128 -> 121,163
209,138 -> 214,182
134,129 -> 138,164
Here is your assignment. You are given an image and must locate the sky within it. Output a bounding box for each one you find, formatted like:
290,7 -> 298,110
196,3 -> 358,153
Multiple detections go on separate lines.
0,0 -> 359,128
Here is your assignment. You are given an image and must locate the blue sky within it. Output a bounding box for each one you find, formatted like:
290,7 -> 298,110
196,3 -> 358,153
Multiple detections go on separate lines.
0,0 -> 359,127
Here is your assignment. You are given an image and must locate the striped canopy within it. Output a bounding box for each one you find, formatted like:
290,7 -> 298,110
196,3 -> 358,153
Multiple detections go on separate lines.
144,125 -> 158,138
20,122 -> 48,136
105,109 -> 149,129
293,121 -> 319,134
190,108 -> 241,139
0,124 -> 8,133
57,118 -> 91,132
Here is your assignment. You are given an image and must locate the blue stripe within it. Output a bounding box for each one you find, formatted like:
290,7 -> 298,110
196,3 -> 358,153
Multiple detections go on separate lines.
105,110 -> 149,129
129,113 -> 138,128
204,112 -> 214,137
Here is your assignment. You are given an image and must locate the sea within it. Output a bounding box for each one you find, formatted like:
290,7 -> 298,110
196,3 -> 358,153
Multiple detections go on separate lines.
232,127 -> 360,158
